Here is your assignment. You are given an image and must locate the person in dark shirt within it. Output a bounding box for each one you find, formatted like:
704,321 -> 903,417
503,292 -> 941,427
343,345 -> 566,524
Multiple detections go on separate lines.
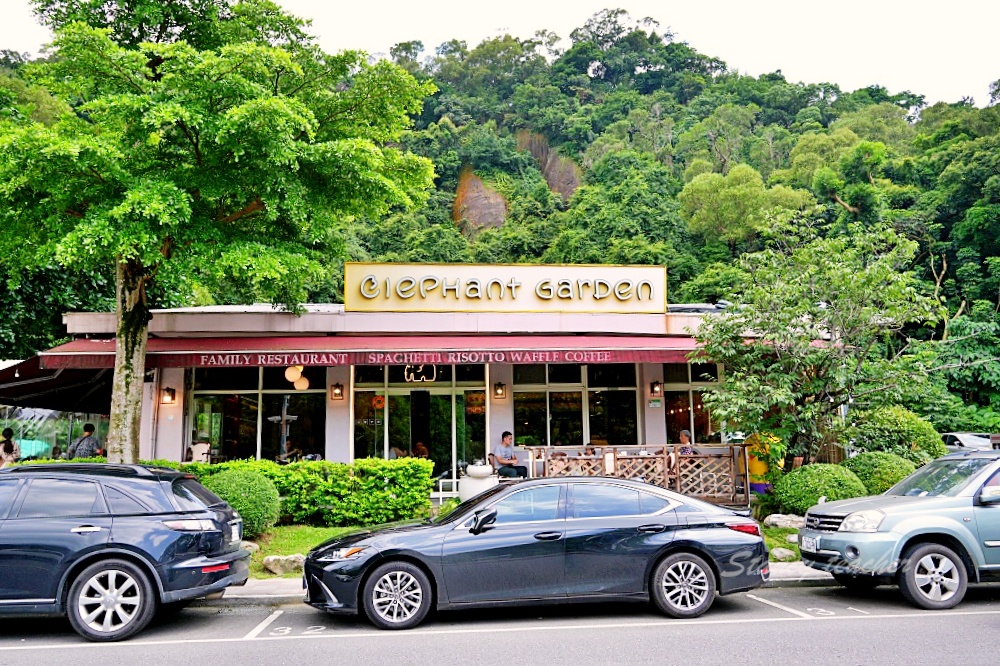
68,423 -> 100,459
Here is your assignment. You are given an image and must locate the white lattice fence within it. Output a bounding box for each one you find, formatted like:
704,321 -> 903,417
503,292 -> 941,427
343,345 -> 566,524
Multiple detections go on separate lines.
678,456 -> 735,500
613,455 -> 671,487
546,457 -> 605,477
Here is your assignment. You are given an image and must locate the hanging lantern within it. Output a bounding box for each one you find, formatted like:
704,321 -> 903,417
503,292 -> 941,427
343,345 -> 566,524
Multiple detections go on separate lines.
294,376 -> 310,391
284,366 -> 302,382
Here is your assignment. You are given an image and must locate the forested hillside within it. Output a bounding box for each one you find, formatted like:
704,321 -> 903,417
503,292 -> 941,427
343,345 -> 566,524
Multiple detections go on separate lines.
1,8 -> 998,429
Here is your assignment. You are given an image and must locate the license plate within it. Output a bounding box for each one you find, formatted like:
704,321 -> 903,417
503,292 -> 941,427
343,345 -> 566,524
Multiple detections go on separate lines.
230,521 -> 243,545
800,535 -> 818,553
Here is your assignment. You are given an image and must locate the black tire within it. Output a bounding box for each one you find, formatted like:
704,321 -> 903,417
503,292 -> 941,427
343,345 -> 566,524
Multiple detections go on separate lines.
67,559 -> 157,642
898,543 -> 967,610
361,561 -> 432,630
833,573 -> 882,591
650,552 -> 717,619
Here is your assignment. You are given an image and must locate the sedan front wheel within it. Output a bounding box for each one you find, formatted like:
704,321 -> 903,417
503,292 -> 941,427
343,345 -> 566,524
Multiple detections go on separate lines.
651,552 -> 717,618
362,561 -> 432,630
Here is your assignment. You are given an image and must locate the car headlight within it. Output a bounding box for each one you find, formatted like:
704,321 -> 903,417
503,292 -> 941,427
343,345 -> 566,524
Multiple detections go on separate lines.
839,510 -> 885,533
315,546 -> 367,562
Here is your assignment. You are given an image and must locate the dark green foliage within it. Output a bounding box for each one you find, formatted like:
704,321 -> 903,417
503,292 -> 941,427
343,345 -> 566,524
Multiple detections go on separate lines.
848,406 -> 947,466
841,452 -> 916,494
773,464 -> 868,515
201,468 -> 280,538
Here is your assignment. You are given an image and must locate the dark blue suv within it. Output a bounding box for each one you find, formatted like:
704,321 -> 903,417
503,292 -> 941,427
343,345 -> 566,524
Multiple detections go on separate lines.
0,464 -> 250,641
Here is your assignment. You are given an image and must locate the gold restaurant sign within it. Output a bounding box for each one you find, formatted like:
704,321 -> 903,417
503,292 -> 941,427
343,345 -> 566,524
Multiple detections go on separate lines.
344,263 -> 667,314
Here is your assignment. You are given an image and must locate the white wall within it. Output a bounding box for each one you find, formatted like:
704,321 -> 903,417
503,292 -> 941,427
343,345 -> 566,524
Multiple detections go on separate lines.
326,365 -> 352,463
639,363 -> 667,446
152,367 -> 186,460
487,364 -> 514,453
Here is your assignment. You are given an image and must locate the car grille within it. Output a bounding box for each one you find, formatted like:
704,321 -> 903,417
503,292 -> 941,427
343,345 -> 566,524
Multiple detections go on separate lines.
805,513 -> 845,532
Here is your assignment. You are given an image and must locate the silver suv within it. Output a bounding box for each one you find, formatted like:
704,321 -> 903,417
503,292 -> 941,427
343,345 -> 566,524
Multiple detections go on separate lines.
798,450 -> 1000,609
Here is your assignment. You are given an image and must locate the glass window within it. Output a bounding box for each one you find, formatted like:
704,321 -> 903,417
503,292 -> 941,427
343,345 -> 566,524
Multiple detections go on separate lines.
458,390 -> 486,465
587,364 -> 636,388
0,478 -> 20,518
171,478 -> 225,511
514,392 -> 547,447
192,394 -> 259,462
691,363 -> 719,382
663,364 -> 689,383
491,486 -> 562,524
665,391 -> 691,443
353,391 -> 385,460
17,478 -> 106,518
513,364 -> 546,385
262,366 -> 326,390
588,390 -> 638,447
104,486 -> 149,515
550,391 -> 583,447
194,368 -> 259,391
354,365 -> 385,385
455,364 -> 485,384
570,484 -> 640,518
261,393 -> 327,462
639,492 -> 672,514
548,364 -> 582,384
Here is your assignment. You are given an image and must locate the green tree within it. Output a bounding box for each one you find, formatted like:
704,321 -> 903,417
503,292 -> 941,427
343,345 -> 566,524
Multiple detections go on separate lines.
693,218 -> 940,459
0,18 -> 434,462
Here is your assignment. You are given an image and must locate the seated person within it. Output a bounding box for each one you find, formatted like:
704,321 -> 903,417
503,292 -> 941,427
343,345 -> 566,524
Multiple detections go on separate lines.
413,441 -> 429,458
493,431 -> 528,478
678,429 -> 694,455
388,445 -> 408,459
582,445 -> 598,456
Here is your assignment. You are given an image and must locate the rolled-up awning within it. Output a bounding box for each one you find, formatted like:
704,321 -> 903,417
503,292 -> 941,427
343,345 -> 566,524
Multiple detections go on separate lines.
40,335 -> 699,369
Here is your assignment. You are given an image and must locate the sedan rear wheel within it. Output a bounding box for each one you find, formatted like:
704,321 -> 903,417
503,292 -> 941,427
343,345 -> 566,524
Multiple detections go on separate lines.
67,559 -> 157,642
362,562 -> 432,630
651,552 -> 717,618
898,543 -> 967,610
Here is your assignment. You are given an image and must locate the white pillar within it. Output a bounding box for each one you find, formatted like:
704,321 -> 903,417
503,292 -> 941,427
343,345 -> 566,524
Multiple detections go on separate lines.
326,366 -> 352,463
152,367 -> 186,461
487,364 -> 514,451
640,363 -> 666,446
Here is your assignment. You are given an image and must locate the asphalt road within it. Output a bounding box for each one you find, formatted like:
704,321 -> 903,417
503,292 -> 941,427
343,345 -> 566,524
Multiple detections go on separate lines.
3,585 -> 1000,665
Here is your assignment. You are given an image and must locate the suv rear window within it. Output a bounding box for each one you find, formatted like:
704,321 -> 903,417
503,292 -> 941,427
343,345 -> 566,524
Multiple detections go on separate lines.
171,478 -> 225,511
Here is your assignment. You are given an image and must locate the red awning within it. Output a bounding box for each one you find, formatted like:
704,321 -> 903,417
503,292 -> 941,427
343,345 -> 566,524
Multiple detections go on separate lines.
40,335 -> 699,369
0,356 -> 112,412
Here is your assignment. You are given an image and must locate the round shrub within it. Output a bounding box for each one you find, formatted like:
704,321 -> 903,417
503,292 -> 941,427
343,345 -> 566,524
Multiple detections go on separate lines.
201,468 -> 280,538
850,405 -> 946,465
841,452 -> 916,495
773,464 -> 867,515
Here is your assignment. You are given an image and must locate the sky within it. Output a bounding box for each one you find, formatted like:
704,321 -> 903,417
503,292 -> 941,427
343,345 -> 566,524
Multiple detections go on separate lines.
2,0 -> 997,106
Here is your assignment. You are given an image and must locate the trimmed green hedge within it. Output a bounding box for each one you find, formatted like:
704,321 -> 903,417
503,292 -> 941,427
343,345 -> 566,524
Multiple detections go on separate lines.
849,405 -> 947,465
841,452 -> 916,495
15,456 -> 436,528
773,464 -> 868,515
202,468 -> 280,538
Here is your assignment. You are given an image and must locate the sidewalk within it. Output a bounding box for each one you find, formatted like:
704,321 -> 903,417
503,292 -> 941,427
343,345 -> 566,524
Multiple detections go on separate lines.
214,561 -> 834,605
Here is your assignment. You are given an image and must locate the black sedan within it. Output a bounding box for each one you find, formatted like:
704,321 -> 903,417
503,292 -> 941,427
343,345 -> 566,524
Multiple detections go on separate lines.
304,477 -> 768,629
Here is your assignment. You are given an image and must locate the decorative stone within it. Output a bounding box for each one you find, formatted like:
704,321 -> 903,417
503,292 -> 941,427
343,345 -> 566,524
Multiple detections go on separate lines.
241,541 -> 260,554
771,547 -> 797,562
786,534 -> 799,543
763,514 -> 806,529
263,554 -> 305,575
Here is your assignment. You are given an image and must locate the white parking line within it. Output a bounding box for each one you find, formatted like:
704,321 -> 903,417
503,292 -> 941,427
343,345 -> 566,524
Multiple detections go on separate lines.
5,608 -> 1000,652
746,594 -> 815,619
243,610 -> 284,639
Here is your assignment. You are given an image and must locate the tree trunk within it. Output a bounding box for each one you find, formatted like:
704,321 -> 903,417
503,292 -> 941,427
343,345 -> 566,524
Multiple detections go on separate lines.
106,260 -> 151,464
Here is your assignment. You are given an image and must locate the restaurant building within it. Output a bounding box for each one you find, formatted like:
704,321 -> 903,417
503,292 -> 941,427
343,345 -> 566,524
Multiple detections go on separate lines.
13,263 -> 729,489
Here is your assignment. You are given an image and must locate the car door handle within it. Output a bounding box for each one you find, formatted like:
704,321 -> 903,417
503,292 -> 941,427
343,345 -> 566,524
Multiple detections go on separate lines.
534,531 -> 563,541
70,526 -> 104,534
638,524 -> 666,533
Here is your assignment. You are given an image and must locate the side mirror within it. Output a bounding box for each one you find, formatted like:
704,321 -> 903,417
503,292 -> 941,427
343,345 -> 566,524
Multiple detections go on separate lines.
471,508 -> 498,534
980,487 -> 1000,504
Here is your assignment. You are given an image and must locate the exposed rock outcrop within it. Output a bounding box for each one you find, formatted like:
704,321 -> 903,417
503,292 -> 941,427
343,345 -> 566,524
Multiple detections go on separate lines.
453,165 -> 507,229
516,130 -> 582,201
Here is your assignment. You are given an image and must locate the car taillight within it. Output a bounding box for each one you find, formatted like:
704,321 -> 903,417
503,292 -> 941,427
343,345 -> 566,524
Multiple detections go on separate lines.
163,519 -> 217,532
726,522 -> 761,537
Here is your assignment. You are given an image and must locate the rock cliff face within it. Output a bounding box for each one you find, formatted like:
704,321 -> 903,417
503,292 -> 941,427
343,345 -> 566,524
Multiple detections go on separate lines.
516,130 -> 582,201
452,165 -> 507,229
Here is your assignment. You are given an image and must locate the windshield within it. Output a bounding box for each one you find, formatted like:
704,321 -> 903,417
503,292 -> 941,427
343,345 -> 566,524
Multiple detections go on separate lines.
431,484 -> 509,524
886,458 -> 995,497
